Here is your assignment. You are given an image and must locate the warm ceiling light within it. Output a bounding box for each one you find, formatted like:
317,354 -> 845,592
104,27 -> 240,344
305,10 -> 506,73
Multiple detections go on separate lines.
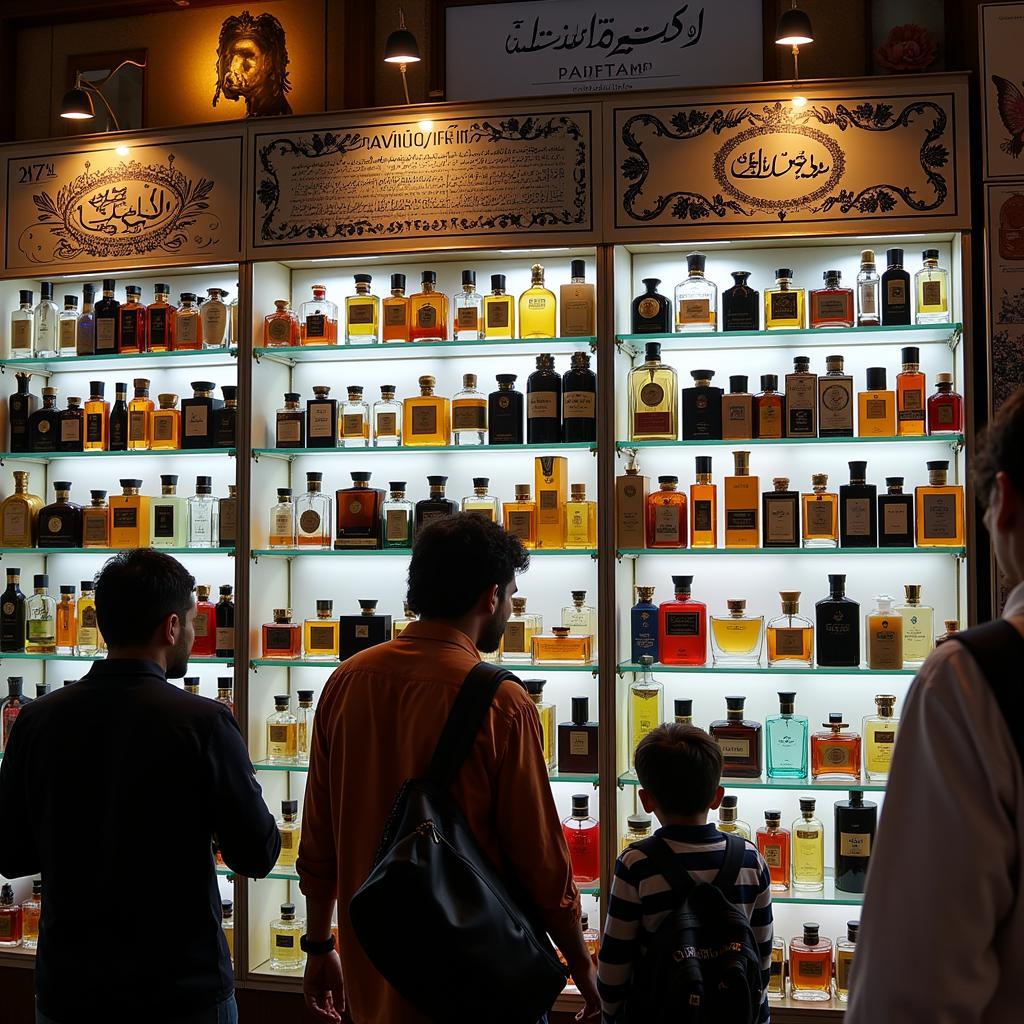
791,95 -> 808,109
60,87 -> 94,120
418,119 -> 433,132
384,7 -> 420,105
776,6 -> 814,46
116,144 -> 130,156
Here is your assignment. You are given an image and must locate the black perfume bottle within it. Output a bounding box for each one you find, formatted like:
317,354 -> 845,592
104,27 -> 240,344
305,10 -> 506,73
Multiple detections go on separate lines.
181,381 -> 223,450
28,387 -> 60,453
0,568 -> 26,652
527,354 -> 562,444
681,369 -> 723,441
214,385 -> 237,448
305,386 -> 338,449
94,278 -> 120,354
489,374 -> 524,445
881,248 -> 911,325
9,372 -> 38,453
877,476 -> 915,547
834,790 -> 877,893
839,461 -> 877,547
815,574 -> 861,666
38,481 -> 83,548
58,397 -> 85,453
631,278 -> 672,334
721,271 -> 759,331
415,476 -> 458,535
557,696 -> 599,774
761,477 -> 799,548
339,600 -> 392,659
561,351 -> 596,443
215,584 -> 235,658
109,383 -> 129,451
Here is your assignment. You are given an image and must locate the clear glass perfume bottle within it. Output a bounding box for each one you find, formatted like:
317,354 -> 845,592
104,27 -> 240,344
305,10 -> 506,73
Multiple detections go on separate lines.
863,694 -> 900,782
187,476 -> 219,548
269,902 -> 306,971
345,274 -> 380,343
856,249 -> 881,326
897,584 -> 934,666
500,597 -> 540,664
766,592 -> 814,667
339,386 -> 370,448
629,655 -> 664,760
709,599 -> 764,665
372,385 -> 402,447
914,249 -> 950,324
791,798 -> 825,892
454,270 -> 484,340
562,590 -> 598,657
295,472 -> 332,549
462,477 -> 499,520
381,482 -> 414,549
674,252 -> 717,332
716,795 -> 751,840
452,373 -> 487,446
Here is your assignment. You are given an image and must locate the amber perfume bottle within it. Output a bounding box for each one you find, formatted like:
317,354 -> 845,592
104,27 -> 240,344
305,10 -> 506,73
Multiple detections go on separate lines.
559,259 -> 596,337
790,924 -> 833,1002
533,626 -> 592,664
765,268 -> 806,329
721,271 -> 759,331
762,477 -> 799,548
724,450 -> 759,548
565,483 -> 597,548
690,456 -> 718,548
866,594 -> 903,669
927,373 -> 963,434
766,592 -> 813,667
503,484 -> 537,548
535,456 -> 568,549
709,599 -> 764,666
836,921 -> 859,1002
382,273 -> 411,342
896,346 -> 926,436
801,474 -> 838,548
858,367 -> 896,436
483,274 -> 515,338
915,460 -> 964,547
110,479 -> 150,548
300,284 -> 338,344
756,811 -> 791,891
878,477 -> 915,547
192,586 -> 216,657
709,696 -> 763,778
754,374 -> 784,439
264,299 -> 300,346
616,457 -> 649,549
557,697 -> 599,775
646,476 -> 687,549
864,694 -> 900,782
266,694 -> 299,761
658,575 -> 707,666
335,472 -> 385,548
817,355 -> 854,437
722,375 -> 753,440
811,714 -> 862,781
262,611 -> 302,659
840,461 -> 877,547
785,356 -> 817,437
404,375 -> 451,446
303,600 -> 340,659
809,270 -> 854,328
681,370 -> 723,441
152,394 -> 181,450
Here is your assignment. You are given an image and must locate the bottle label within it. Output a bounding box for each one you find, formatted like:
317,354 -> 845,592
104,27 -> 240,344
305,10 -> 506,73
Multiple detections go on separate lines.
844,497 -> 871,536
637,297 -> 661,320
81,606 -> 97,629
806,500 -> 834,535
348,302 -> 376,325
922,280 -> 943,307
765,497 -> 796,543
267,317 -> 291,342
883,503 -> 908,536
486,301 -> 510,328
654,505 -> 682,543
770,291 -> 799,321
569,730 -> 590,755
410,405 -> 438,436
59,319 -> 76,349
457,307 -> 479,330
151,415 -> 174,442
453,404 -> 486,429
60,417 -> 81,442
305,313 -> 327,338
757,400 -> 782,436
12,320 -> 31,349
308,403 -> 334,438
150,308 -> 167,344
504,620 -> 526,652
840,832 -> 871,857
279,830 -> 296,850
900,387 -> 924,413
664,612 -> 700,636
887,279 -> 907,306
811,292 -> 851,320
859,281 -> 877,314
821,741 -> 853,767
786,374 -> 816,435
561,294 -> 593,335
716,737 -> 750,759
36,420 -> 51,436
837,952 -> 853,991
818,379 -> 853,431
384,303 -> 407,326
563,390 -> 595,419
299,510 -> 322,535
45,515 -> 64,536
272,510 -> 294,536
693,499 -> 712,533
722,396 -> 750,437
129,410 -> 148,441
639,382 -> 664,408
83,513 -> 108,543
203,305 -> 227,344
113,507 -> 138,529
385,509 -> 409,542
277,418 -> 302,444
86,413 -> 104,443
870,616 -> 902,667
266,627 -> 293,650
215,627 -> 234,651
175,315 -> 198,344
342,413 -> 365,438
308,625 -> 335,651
95,317 -> 117,349
923,493 -> 957,539
505,510 -> 533,540
376,412 -> 397,437
797,960 -> 825,979
154,505 -> 177,538
774,628 -> 804,655
416,304 -> 438,328
528,392 -> 558,420
726,508 -> 756,531
870,729 -> 896,761
184,405 -> 209,438
27,619 -> 54,640
678,298 -> 711,324
761,844 -> 783,868
634,411 -> 671,435
865,398 -> 888,422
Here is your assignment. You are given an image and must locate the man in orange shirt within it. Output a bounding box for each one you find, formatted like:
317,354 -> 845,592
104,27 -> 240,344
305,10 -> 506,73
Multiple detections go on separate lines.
297,514 -> 601,1023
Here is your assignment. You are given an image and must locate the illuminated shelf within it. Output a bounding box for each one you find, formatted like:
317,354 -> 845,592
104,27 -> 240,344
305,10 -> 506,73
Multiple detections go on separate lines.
252,547 -> 596,558
251,658 -> 598,673
0,652 -> 232,664
616,322 -> 961,352
619,546 -> 964,557
0,347 -> 238,372
0,546 -> 235,556
619,772 -> 885,792
618,433 -> 963,449
253,760 -> 599,785
254,442 -> 595,458
0,447 -> 235,461
617,662 -> 916,676
774,873 -> 865,907
254,336 -> 596,363
549,771 -> 600,784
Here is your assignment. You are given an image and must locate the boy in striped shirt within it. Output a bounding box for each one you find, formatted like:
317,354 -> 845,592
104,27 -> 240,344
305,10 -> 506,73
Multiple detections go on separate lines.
597,723 -> 774,1023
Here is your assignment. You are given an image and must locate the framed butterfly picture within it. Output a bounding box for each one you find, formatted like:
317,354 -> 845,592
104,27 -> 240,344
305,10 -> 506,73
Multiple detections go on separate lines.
981,3 -> 1024,178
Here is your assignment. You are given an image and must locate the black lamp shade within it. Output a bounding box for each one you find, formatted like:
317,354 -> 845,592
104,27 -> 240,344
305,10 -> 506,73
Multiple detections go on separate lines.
384,27 -> 421,64
60,87 -> 95,120
775,8 -> 814,45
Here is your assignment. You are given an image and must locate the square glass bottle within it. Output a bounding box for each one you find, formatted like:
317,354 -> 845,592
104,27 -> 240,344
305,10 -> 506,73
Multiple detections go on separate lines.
858,366 -> 896,436
928,373 -> 963,434
181,381 -> 221,449
488,374 -> 523,445
764,268 -> 805,329
863,694 -> 900,782
82,490 -> 110,549
382,274 -> 411,342
756,811 -> 791,891
817,354 -> 854,437
502,484 -> 536,548
306,386 -> 339,448
836,922 -> 859,1002
557,697 -> 599,775
263,299 -> 299,347
658,575 -> 707,666
262,613 -> 301,660
792,798 -> 825,892
856,250 -> 881,326
560,259 -> 596,337
483,274 -> 515,338
809,270 -> 854,328
881,248 -> 911,325
110,479 -> 150,548
721,270 -> 758,331
710,599 -> 763,666
716,795 -> 750,840
722,375 -> 753,440
404,375 -> 451,446
276,393 -> 305,448
57,395 -> 83,453
500,597 -> 540,664
345,274 -> 379,343
898,584 -> 934,666
628,342 -> 678,441
300,285 -> 338,345
335,472 -> 385,549
187,476 -> 219,549
462,477 -> 499,520
801,474 -> 838,547
151,475 -> 187,548
690,456 -> 718,548
304,600 -> 340,658
915,460 -> 964,547
915,249 -> 950,324
766,691 -> 809,779
674,252 -> 717,332
646,476 -> 687,548
565,484 -> 597,548
810,714 -> 861,781
681,369 -> 723,441
415,476 -> 458,535
381,481 -> 414,548
767,591 -> 813,667
269,488 -> 296,548
709,695 -> 763,778
762,477 -> 799,548
724,450 -> 759,548
866,594 -> 903,670
785,356 -> 817,437
524,679 -> 556,769
562,590 -> 597,656
630,586 -> 659,664
339,386 -> 370,448
372,386 -> 402,447
339,600 -> 392,659
295,472 -> 332,549
840,461 -> 877,547
878,477 -> 915,547
754,373 -> 784,439
790,925 -> 833,1002
151,394 -> 181,450
532,626 -> 592,664
453,373 -> 487,446
410,271 -> 449,341
896,345 -> 926,436
454,270 -> 484,340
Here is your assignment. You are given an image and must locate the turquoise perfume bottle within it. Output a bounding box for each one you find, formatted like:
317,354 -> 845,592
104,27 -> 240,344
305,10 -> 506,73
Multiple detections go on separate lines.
766,690 -> 809,778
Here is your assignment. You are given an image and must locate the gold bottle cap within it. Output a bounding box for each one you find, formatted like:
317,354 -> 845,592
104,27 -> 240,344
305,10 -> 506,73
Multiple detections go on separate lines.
636,586 -> 656,602
67,396 -> 82,408
511,597 -> 527,613
273,608 -> 292,623
196,585 -> 211,599
552,626 -> 570,638
780,591 -> 801,614
158,393 -> 178,409
133,378 -> 150,390
312,385 -> 331,398
462,373 -> 477,388
13,470 -> 28,487
773,477 -> 790,491
42,386 -> 58,398
826,355 -> 845,371
904,584 -> 922,603
530,263 -> 544,282
274,299 -> 290,311
418,375 -> 436,392
875,694 -> 897,716
944,618 -> 959,632
811,473 -> 828,489
570,483 -> 586,499
861,249 -> 876,265
514,484 -> 531,500
936,372 -> 954,385
732,450 -> 750,476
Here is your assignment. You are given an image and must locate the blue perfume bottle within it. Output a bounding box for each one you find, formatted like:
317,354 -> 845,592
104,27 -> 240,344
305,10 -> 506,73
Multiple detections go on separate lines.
766,690 -> 809,779
631,585 -> 659,663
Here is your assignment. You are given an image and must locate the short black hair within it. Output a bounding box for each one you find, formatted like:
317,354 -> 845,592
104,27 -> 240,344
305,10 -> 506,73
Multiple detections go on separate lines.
634,724 -> 723,816
95,550 -> 196,647
407,513 -> 529,619
974,388 -> 1024,506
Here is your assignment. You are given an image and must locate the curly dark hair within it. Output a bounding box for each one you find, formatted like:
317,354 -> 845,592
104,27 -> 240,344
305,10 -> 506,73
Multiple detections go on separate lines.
407,514 -> 529,619
213,10 -> 292,117
635,723 -> 723,816
973,387 -> 1024,507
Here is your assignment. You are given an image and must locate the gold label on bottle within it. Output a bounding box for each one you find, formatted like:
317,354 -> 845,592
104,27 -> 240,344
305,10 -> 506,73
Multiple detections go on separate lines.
865,398 -> 887,421
569,730 -> 590,755
267,318 -> 291,342
770,291 -> 798,320
453,404 -> 486,429
717,737 -> 750,758
83,513 -> 108,543
725,508 -> 756,530
309,625 -> 335,651
153,416 -> 175,441
299,510 -> 322,534
504,620 -> 526,652
59,320 -> 76,349
416,304 -> 438,328
46,515 -> 63,534
722,396 -> 750,438
280,830 -> 295,849
837,951 -> 854,990
563,391 -> 595,419
348,303 -> 375,325
96,318 -> 117,346
678,298 -> 710,323
37,420 -> 51,434
870,617 -> 902,667
342,413 -> 365,437
765,498 -> 796,543
902,389 -> 924,412
922,280 -> 942,306
840,832 -> 871,857
812,293 -> 850,319
274,933 -> 295,949
819,379 -> 853,430
796,829 -> 818,841
798,960 -> 825,978
308,404 -> 333,437
806,501 -> 833,535
654,505 -> 682,543
486,301 -> 510,328
505,511 -> 533,540
12,321 -> 31,348
774,628 -> 804,655
457,307 -> 479,330
639,382 -> 664,408
376,412 -> 397,437
411,405 -> 437,435
923,494 -> 957,539
822,742 -> 853,767
194,615 -> 209,638
129,411 -> 148,441
385,509 -> 409,541
215,627 -> 234,650
384,303 -> 407,326
177,316 -> 198,343
844,498 -> 871,535
355,624 -> 369,638
184,406 -> 208,437
883,503 -> 908,535
275,419 -> 301,445
528,392 -> 558,419
887,280 -> 907,305
761,844 -> 783,868
60,418 -> 80,442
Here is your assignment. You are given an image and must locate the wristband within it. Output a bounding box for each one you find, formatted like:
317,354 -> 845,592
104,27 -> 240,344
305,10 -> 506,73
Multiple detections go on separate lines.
300,933 -> 337,955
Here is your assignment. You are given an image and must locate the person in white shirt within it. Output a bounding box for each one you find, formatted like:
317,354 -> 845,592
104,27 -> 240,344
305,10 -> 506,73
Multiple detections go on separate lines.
847,390 -> 1024,1024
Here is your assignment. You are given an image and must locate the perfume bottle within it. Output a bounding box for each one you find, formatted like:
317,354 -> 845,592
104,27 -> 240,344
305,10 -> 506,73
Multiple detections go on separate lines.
878,477 -> 915,547
898,584 -> 934,665
346,274 -> 379,343
896,345 -> 927,436
628,341 -> 678,441
192,586 -> 217,657
502,484 -> 536,548
858,367 -> 896,436
269,903 -> 305,971
269,488 -> 296,548
809,270 -> 854,328
630,586 -> 659,664
937,619 -> 961,645
756,811 -> 791,891
488,374 -> 524,445
300,284 -> 338,344
151,475 -> 187,548
0,570 -> 26,654
674,252 -> 717,332
335,472 -> 385,548
527,354 -> 562,444
915,460 -> 964,547
840,461 -> 878,547
337,386 -> 370,448
768,938 -> 786,1001
151,394 -> 181,450
810,714 -> 862,781
863,694 -> 900,782
410,271 -> 448,342
77,581 -> 103,656
10,372 -> 39,453
483,274 -> 515,338
0,470 -> 43,547
709,695 -> 763,778
296,689 -> 315,762
629,656 -> 664,755
766,691 -> 809,779
562,351 -> 596,443
119,286 -> 147,354
187,476 -> 219,548
790,924 -> 833,1001
415,475 -> 458,535
264,299 -> 300,346
532,626 -> 592,664
525,678 -> 556,769
722,375 -> 753,440
181,381 -> 222,449
762,477 -> 799,548
519,264 -> 557,339
200,288 -> 230,348
215,585 -> 234,658
276,799 -> 302,868
817,354 -> 854,437
681,369 -> 723,441
801,474 -> 838,547
34,281 -> 59,357
452,373 -> 487,446
621,813 -> 654,850
722,271 -> 759,331
0,883 -> 22,947
562,590 -> 597,656
915,249 -> 950,324
110,479 -> 150,548
262,612 -> 302,660
785,356 -> 817,438
716,795 -> 750,840
754,374 -> 784,439
339,600 -> 392,659
462,477 -> 499,521
631,278 -> 671,333
815,574 -> 860,668
535,455 -> 568,549
94,279 -> 120,353
453,270 -> 484,340
127,378 -> 154,450
21,879 -> 41,950
372,385 -> 402,447
500,597 -> 540,664
26,574 -> 56,654
11,290 -> 34,354
1,678 -> 30,748
881,248 -> 911,325
404,375 -> 451,446
561,794 -> 600,884
646,476 -> 687,549
28,386 -> 60,453
835,790 -> 877,893
766,592 -> 813,668
927,373 -> 963,434
304,600 -> 340,659
38,480 -> 83,547
560,259 -> 596,337
216,679 -> 235,716
382,273 -> 411,342
792,798 -> 825,892
765,268 -> 806,329
175,293 -> 202,350
295,472 -> 332,549
690,456 -> 718,548
856,249 -> 881,326
57,294 -> 79,355
836,922 -> 859,1002
866,594 -> 903,670
724,450 -> 759,548
77,284 -> 96,354
557,697 -> 599,775
658,575 -> 707,666
710,599 -> 764,666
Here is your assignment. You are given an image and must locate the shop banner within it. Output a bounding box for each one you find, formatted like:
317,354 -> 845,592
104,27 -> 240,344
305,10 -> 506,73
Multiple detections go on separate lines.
608,77 -> 970,240
445,0 -> 762,100
980,3 -> 1024,180
986,182 -> 1024,411
250,107 -> 596,256
3,133 -> 244,274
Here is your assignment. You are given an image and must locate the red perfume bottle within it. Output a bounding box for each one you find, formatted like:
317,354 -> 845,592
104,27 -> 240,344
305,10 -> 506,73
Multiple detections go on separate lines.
0,884 -> 22,946
0,677 -> 30,752
191,584 -> 217,657
755,810 -> 792,891
927,373 -> 963,435
562,794 -> 600,884
658,575 -> 707,666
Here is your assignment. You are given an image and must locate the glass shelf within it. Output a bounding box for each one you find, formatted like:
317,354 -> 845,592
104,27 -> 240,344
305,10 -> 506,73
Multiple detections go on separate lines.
254,336 -> 596,363
617,662 -> 916,675
254,442 -> 595,458
773,873 -> 865,907
252,547 -> 596,558
0,447 -> 235,461
616,322 -> 961,352
618,772 -> 885,792
251,658 -> 339,669
0,348 -> 238,372
0,652 -> 232,664
251,658 -> 598,672
0,546 -> 236,556
252,761 -> 599,786
549,771 -> 600,784
618,434 -> 963,450
618,547 -> 964,557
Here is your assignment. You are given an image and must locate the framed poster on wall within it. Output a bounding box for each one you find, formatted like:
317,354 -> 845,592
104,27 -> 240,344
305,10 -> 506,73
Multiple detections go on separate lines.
980,2 -> 1024,179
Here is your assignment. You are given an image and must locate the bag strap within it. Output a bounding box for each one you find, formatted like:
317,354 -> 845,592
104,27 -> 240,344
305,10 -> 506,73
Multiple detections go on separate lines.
425,661 -> 517,791
635,832 -> 746,902
712,832 -> 747,893
954,619 -> 1024,764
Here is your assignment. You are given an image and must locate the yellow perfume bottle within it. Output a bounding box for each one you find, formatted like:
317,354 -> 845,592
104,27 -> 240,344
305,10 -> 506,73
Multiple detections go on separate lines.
484,273 -> 515,338
764,268 -> 806,329
629,655 -> 664,757
503,484 -> 537,548
535,456 -> 568,549
724,450 -> 759,549
532,626 -> 592,664
863,694 -> 900,781
565,483 -> 597,548
915,460 -> 964,547
109,478 -> 151,548
276,799 -> 302,868
525,678 -> 556,770
0,470 -> 43,547
403,375 -> 451,446
303,599 -> 340,658
858,367 -> 896,436
519,264 -> 557,338
345,274 -> 379,343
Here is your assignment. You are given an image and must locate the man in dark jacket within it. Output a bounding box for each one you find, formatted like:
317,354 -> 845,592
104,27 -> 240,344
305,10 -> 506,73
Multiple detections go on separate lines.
0,549 -> 279,1024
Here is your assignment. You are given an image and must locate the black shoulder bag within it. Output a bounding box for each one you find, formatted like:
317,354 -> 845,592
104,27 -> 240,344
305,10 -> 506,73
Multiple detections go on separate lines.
348,661 -> 569,1024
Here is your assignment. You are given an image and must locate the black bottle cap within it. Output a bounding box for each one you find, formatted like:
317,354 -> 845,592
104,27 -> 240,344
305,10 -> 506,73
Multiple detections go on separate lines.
778,690 -> 796,708
125,285 -> 141,297
53,480 -> 72,491
828,574 -> 847,594
83,283 -> 95,299
523,678 -> 546,696
803,923 -> 820,945
282,799 -> 298,815
886,248 -> 904,266
274,694 -> 290,706
885,476 -> 904,487
848,789 -> 864,805
154,283 -> 170,293
160,474 -> 179,486
571,259 -> 586,279
179,292 -> 196,302
461,269 -> 476,286
927,459 -> 950,471
306,471 -> 323,483
866,367 -> 887,391
426,474 -> 447,486
191,381 -> 216,393
828,712 -> 844,724
671,574 -> 693,592
18,289 -> 33,303
848,460 -> 867,481
641,277 -> 661,289
658,475 -> 679,484
81,580 -> 94,590
196,475 -> 212,489
901,346 -> 920,364
219,585 -> 232,596
390,273 -> 406,290
119,478 -> 142,489
40,281 -> 54,299
686,253 -> 706,273
222,899 -> 233,913
276,487 -> 292,498
103,278 -> 116,290
89,381 -> 105,397
315,599 -> 333,613
388,480 -> 406,491
644,342 -> 662,361
729,375 -> 748,393
284,392 -> 301,402
923,248 -> 940,260
347,385 -> 364,396
64,295 -> 78,308
847,921 -> 859,941
571,696 -> 590,724
4,568 -> 18,576
496,373 -> 517,384
350,472 -> 372,483
218,677 -> 233,688
490,273 -> 506,291
776,267 -> 793,278
472,477 -> 489,488
33,574 -> 48,588
354,273 -> 372,284
799,797 -> 816,813
691,369 -> 714,382
764,809 -> 782,824
571,793 -> 590,817
421,270 -> 436,284
793,355 -> 810,369
59,585 -> 75,595
281,902 -> 295,917
725,695 -> 745,711
675,698 -> 692,718
221,385 -> 237,401
731,270 -> 751,283
721,795 -> 738,808
760,373 -> 778,391
297,689 -> 314,701
695,456 -> 712,475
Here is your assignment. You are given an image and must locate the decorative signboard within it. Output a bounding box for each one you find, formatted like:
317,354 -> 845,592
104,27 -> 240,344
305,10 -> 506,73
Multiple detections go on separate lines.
980,3 -> 1024,180
986,182 -> 1024,412
3,133 -> 244,274
444,0 -> 762,101
249,106 -> 597,257
607,76 -> 970,240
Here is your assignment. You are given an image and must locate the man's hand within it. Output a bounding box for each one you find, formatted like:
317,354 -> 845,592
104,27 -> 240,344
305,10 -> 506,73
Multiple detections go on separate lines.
571,958 -> 602,1021
303,949 -> 350,1023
